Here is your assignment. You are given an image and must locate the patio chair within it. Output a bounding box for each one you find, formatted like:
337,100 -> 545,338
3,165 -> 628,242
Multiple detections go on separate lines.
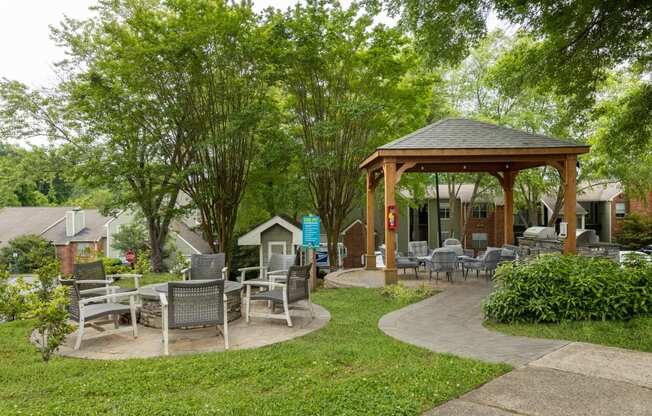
462,247 -> 502,280
182,253 -> 227,281
499,245 -> 518,263
424,248 -> 458,282
380,246 -> 420,278
408,241 -> 432,262
396,253 -> 420,278
244,264 -> 313,327
160,279 -> 228,355
60,279 -> 138,350
238,253 -> 296,284
73,261 -> 141,298
443,238 -> 461,246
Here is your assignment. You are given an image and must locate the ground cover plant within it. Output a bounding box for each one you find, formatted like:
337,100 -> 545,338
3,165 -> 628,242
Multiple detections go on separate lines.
484,254 -> 652,323
0,288 -> 508,415
487,317 -> 652,353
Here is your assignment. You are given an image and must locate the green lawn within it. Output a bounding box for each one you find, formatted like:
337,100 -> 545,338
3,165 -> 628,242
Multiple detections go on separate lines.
0,288 -> 509,415
116,272 -> 181,288
487,317 -> 652,353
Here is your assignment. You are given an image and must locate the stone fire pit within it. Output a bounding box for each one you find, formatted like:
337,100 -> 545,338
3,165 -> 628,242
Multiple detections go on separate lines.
138,281 -> 242,329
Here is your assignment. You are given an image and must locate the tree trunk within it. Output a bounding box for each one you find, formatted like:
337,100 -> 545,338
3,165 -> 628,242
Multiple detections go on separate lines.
147,219 -> 166,273
325,226 -> 340,272
547,184 -> 565,226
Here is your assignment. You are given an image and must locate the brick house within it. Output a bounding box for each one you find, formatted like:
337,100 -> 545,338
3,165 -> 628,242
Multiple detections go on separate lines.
366,182 -> 652,256
0,207 -> 211,275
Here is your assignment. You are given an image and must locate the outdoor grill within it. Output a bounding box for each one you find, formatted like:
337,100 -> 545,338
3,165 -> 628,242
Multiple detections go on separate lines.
576,229 -> 599,245
522,226 -> 557,240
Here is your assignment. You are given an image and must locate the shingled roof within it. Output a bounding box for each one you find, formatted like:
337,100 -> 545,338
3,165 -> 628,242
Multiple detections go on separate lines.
380,118 -> 587,150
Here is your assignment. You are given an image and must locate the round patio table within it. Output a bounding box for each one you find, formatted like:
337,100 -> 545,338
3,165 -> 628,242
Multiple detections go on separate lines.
138,280 -> 242,328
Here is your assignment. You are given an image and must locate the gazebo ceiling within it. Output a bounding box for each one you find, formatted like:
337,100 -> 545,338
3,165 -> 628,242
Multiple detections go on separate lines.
360,118 -> 590,172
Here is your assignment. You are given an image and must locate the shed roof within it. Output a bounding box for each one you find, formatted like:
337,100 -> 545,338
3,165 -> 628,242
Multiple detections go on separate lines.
380,118 -> 587,150
238,215 -> 303,246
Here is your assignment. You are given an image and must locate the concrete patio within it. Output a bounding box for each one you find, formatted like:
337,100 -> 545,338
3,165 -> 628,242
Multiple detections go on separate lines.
48,302 -> 330,359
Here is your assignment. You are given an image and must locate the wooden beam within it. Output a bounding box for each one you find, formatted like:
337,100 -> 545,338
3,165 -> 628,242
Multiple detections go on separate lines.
489,171 -> 505,188
563,155 -> 577,254
365,171 -> 376,270
395,162 -> 417,184
383,161 -> 398,285
503,171 -> 517,246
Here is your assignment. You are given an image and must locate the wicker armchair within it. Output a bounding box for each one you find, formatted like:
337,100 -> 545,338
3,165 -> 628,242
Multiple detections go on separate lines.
182,253 -> 227,281
380,246 -> 419,277
160,280 -> 228,355
73,261 -> 141,298
424,248 -> 458,281
462,247 -> 502,280
244,264 -> 313,327
60,279 -> 138,350
238,253 -> 296,284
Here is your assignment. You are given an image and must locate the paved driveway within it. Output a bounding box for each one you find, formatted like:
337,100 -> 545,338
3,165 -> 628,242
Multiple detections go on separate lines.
377,282 -> 652,415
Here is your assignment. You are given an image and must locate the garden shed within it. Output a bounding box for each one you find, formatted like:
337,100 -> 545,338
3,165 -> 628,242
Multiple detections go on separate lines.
237,215 -> 303,268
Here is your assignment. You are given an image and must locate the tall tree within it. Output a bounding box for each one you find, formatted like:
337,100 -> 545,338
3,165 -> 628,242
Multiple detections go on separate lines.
51,0 -> 202,271
275,0 -> 431,269
181,1 -> 278,261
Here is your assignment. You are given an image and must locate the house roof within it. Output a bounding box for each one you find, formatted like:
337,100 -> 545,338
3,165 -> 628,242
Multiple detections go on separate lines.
0,207 -> 76,247
170,220 -> 212,254
379,118 -> 588,150
238,215 -> 303,246
541,196 -> 588,216
41,209 -> 111,245
400,184 -> 503,204
577,182 -> 623,202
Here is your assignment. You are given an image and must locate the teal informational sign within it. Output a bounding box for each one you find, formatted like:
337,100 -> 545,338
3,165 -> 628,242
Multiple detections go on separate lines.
302,215 -> 321,248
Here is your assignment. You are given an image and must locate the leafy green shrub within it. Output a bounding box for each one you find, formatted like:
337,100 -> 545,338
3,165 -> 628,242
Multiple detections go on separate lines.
134,249 -> 152,274
0,235 -> 55,273
484,254 -> 652,323
26,260 -> 73,362
616,213 -> 652,250
102,257 -> 131,274
380,283 -> 436,303
169,252 -> 189,277
0,267 -> 32,321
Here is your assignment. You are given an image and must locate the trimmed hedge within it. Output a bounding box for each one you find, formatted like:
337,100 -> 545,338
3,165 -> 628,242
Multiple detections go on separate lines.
484,254 -> 652,323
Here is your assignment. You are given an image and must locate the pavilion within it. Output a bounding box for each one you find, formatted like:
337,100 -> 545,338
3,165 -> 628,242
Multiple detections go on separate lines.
359,118 -> 591,285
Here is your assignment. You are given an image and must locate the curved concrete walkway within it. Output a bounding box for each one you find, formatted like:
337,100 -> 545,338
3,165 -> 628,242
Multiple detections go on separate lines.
379,283 -> 567,367
374,279 -> 652,415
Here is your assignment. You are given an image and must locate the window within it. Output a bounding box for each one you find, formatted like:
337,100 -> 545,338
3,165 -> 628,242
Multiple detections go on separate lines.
76,242 -> 93,257
472,203 -> 488,219
471,233 -> 488,249
615,202 -> 626,219
438,202 -> 450,219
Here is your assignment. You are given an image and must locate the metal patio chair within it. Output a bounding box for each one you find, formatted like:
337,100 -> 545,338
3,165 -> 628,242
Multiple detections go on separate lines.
73,261 -> 141,298
244,264 -> 313,327
425,248 -> 458,282
462,247 -> 502,280
160,279 -> 228,355
60,279 -> 138,350
238,253 -> 297,284
182,253 -> 227,280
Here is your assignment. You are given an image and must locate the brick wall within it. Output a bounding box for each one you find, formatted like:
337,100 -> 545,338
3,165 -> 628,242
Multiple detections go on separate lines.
56,245 -> 74,275
461,203 -> 502,249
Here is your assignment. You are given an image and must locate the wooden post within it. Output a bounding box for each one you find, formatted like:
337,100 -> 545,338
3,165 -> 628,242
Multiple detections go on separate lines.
503,171 -> 516,246
365,171 -> 376,270
383,160 -> 398,285
563,156 -> 577,254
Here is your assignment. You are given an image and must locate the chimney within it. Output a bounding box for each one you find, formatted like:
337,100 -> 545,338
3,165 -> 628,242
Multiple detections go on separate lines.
65,208 -> 86,237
